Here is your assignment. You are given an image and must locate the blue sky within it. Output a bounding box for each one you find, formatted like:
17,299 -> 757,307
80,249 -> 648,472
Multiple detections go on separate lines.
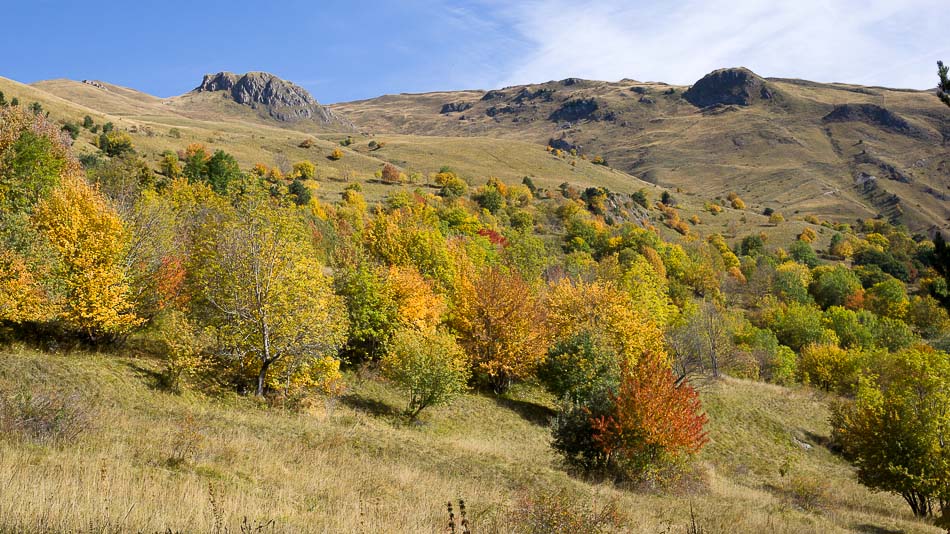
2,0 -> 947,103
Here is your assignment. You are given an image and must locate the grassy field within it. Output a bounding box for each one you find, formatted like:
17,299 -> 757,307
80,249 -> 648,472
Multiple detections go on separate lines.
0,345 -> 938,533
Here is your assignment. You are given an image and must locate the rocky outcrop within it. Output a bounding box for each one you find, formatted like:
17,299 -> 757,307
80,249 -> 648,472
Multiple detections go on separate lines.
822,104 -> 928,140
440,102 -> 472,114
195,71 -> 339,124
683,67 -> 773,108
549,98 -> 600,122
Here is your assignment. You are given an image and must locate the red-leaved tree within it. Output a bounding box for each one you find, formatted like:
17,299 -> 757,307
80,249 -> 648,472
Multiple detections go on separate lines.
591,351 -> 709,473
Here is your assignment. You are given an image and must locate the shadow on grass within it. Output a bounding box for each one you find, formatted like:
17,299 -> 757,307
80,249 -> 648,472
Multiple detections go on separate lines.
121,360 -> 172,391
340,393 -> 400,418
852,524 -> 905,534
491,395 -> 556,427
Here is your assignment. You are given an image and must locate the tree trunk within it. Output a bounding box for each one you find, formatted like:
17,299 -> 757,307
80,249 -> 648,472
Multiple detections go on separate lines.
256,359 -> 272,397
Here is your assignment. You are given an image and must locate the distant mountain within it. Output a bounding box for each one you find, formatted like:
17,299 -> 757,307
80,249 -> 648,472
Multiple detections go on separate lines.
193,71 -> 345,126
331,67 -> 950,233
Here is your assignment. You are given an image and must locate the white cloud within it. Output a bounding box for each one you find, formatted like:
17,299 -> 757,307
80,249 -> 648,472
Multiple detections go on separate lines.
482,0 -> 950,89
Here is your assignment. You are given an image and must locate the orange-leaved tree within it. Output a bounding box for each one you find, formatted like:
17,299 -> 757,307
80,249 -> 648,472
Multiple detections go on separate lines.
591,351 -> 709,475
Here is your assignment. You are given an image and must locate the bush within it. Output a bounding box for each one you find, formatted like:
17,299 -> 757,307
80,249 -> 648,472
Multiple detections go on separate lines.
61,122 -> 80,140
768,302 -> 837,352
798,343 -> 861,393
810,265 -> 862,309
822,306 -> 875,350
865,278 -> 908,320
631,189 -> 648,208
328,148 -> 344,160
474,186 -> 505,213
551,390 -> 614,471
292,160 -> 315,180
440,175 -> 468,200
99,131 -> 134,157
591,353 -> 708,479
506,488 -> 623,534
831,345 -> 950,518
540,332 -> 618,403
380,163 -> 401,183
380,328 -> 470,420
288,179 -> 311,206
788,240 -> 819,268
871,316 -> 916,352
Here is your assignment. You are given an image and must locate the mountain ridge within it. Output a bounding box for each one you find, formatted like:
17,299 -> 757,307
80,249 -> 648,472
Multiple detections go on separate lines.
12,67 -> 950,233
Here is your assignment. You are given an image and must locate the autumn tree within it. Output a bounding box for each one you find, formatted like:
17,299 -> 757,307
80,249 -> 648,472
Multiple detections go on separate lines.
865,278 -> 908,320
381,328 -> 470,420
453,267 -> 549,393
0,250 -> 48,324
99,131 -> 134,157
591,351 -> 709,477
181,143 -> 210,183
292,160 -> 315,180
159,151 -> 182,180
329,148 -> 344,161
810,265 -> 862,309
33,173 -> 142,340
832,345 -> 950,518
189,198 -> 348,396
380,163 -> 400,183
386,265 -> 446,332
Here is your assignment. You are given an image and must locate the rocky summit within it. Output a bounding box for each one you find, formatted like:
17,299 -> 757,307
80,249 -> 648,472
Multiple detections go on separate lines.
683,67 -> 774,108
195,71 -> 340,124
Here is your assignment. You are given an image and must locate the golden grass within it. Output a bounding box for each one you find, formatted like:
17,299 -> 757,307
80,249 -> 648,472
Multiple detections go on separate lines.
0,346 -> 940,533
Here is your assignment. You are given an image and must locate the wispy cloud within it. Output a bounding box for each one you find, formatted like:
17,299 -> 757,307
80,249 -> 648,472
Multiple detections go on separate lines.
477,0 -> 950,89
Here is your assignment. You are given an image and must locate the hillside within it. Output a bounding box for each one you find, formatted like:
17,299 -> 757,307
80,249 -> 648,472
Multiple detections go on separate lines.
332,68 -> 950,233
5,68 -> 950,534
0,346 -> 938,533
0,72 -> 831,249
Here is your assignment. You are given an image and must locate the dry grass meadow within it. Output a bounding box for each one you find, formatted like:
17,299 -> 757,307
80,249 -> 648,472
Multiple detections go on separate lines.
0,344 -> 939,533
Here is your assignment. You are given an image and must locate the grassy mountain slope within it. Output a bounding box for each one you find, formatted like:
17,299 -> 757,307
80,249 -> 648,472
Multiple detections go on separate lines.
332,71 -> 950,233
0,346 -> 938,533
1,74 -> 832,249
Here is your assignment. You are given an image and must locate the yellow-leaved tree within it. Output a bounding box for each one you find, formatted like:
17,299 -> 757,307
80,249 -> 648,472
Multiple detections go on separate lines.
452,267 -> 549,393
32,174 -> 141,340
386,265 -> 446,332
189,198 -> 348,396
0,250 -> 48,323
547,278 -> 666,366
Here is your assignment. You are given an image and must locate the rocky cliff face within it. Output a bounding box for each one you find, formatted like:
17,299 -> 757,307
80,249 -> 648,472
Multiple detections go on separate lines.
683,67 -> 774,108
196,72 -> 340,124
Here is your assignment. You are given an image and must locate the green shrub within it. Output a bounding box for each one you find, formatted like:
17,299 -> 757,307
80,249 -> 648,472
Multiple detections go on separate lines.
539,332 -> 618,403
288,179 -> 311,206
61,122 -> 80,140
380,328 -> 470,420
551,390 -> 613,471
810,265 -> 862,309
